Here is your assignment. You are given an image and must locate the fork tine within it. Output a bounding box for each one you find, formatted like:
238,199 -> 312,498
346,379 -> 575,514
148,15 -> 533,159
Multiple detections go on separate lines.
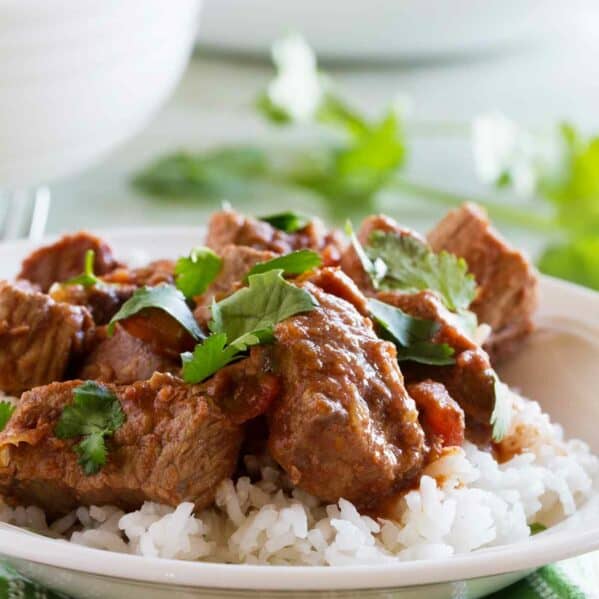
0,187 -> 51,242
0,190 -> 31,241
28,187 -> 51,241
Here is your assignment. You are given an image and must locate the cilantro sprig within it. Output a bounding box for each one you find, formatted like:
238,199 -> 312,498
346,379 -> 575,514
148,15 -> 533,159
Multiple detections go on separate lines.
133,148 -> 269,201
365,232 -> 477,312
133,34 -> 599,290
0,401 -> 15,432
55,382 -> 125,475
347,223 -> 478,329
260,211 -> 309,233
175,247 -> 222,299
182,329 -> 272,383
529,522 -> 547,535
64,250 -> 101,288
345,221 -> 387,286
246,249 -> 322,279
108,284 -> 204,340
182,270 -> 316,383
368,298 -> 455,366
534,124 -> 599,289
210,269 -> 316,341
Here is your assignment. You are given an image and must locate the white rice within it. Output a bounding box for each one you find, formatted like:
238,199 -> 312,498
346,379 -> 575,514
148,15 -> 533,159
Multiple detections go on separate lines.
1,389 -> 597,566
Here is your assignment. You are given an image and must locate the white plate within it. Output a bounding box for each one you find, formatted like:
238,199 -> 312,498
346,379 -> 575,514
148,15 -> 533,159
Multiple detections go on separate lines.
0,227 -> 598,599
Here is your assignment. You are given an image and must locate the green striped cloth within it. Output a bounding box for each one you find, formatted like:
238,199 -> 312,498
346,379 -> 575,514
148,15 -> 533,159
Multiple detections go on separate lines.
1,553 -> 598,599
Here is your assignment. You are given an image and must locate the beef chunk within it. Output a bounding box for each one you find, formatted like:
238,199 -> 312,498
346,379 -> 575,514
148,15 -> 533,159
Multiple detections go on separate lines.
79,327 -> 179,384
205,209 -> 344,262
18,232 -> 119,292
0,281 -> 94,394
49,283 -> 136,326
194,245 -> 275,325
377,290 -> 475,354
204,346 -> 280,425
268,282 -> 426,509
101,260 -> 175,287
407,381 -> 465,454
376,290 -> 496,444
428,203 -> 539,362
304,268 -> 369,316
0,373 -> 242,518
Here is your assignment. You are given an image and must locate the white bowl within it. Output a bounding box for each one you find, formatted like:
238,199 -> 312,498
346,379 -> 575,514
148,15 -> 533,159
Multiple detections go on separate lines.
0,228 -> 598,599
0,0 -> 202,188
198,0 -> 587,61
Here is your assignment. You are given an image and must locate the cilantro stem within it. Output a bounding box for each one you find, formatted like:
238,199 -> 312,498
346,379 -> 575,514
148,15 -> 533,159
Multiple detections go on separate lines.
389,178 -> 560,234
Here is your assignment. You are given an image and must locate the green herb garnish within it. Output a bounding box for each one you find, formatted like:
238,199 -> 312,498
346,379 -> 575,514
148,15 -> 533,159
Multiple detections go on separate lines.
182,270 -> 316,383
64,250 -> 100,288
133,148 -> 269,200
182,329 -> 273,384
108,284 -> 204,340
491,374 -> 512,442
246,249 -> 322,279
55,381 -> 125,475
529,522 -> 547,535
367,298 -> 455,366
0,401 -> 15,432
366,232 -> 477,312
175,247 -> 222,299
210,269 -> 317,341
538,235 -> 599,291
260,211 -> 309,233
345,221 -> 387,286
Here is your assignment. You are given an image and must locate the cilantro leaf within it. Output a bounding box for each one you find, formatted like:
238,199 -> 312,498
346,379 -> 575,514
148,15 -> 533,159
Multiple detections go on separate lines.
182,271 -> 315,383
75,432 -> 108,476
366,231 -> 477,312
256,92 -> 294,125
541,124 -> 599,236
0,401 -> 15,432
246,250 -> 322,279
55,381 -> 125,475
367,298 -> 455,366
316,94 -> 370,138
333,110 -> 405,198
260,211 -> 309,233
182,330 -> 273,384
529,522 -> 547,535
133,148 -> 269,200
108,284 -> 204,340
175,247 -> 222,299
491,374 -> 512,442
64,250 -> 100,288
345,221 -> 387,286
538,235 -> 599,291
209,269 -> 317,341
181,333 -> 238,383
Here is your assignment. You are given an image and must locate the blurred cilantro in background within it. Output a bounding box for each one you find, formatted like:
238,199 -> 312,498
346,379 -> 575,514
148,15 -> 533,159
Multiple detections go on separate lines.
133,35 -> 599,292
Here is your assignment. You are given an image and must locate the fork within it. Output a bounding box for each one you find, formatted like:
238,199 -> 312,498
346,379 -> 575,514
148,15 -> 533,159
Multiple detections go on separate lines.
0,187 -> 51,242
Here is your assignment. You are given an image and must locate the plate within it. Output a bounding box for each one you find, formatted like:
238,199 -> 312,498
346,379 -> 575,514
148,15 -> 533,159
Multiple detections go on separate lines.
0,227 -> 598,599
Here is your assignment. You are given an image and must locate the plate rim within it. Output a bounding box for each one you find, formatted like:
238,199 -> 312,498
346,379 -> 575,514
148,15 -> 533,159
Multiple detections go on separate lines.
0,228 -> 598,591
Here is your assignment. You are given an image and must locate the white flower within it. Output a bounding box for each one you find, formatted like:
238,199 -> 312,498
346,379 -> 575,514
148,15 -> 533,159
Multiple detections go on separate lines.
471,112 -> 564,197
267,34 -> 325,123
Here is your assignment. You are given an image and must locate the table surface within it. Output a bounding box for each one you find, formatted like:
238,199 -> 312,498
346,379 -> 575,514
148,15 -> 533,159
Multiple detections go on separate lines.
43,21 -> 599,259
